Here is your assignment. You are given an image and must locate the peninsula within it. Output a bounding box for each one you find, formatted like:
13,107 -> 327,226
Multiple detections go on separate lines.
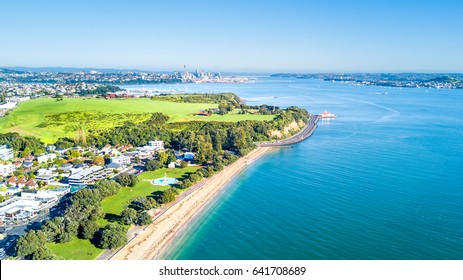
0,91 -> 312,260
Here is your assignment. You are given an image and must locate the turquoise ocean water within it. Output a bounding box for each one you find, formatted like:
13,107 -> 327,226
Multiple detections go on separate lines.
124,77 -> 463,259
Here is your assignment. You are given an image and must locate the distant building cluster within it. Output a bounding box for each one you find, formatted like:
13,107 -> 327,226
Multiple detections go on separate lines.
271,73 -> 463,89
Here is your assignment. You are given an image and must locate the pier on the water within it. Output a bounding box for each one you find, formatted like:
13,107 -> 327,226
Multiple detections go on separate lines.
256,115 -> 320,147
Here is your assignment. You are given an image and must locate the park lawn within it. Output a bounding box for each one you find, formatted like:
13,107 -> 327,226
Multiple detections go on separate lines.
46,238 -> 104,260
100,167 -> 198,217
0,97 -> 275,143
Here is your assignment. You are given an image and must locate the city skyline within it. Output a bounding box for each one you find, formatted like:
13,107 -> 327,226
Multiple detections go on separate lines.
1,0 -> 462,72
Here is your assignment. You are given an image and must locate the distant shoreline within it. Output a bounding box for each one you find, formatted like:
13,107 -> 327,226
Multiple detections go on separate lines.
110,146 -> 272,260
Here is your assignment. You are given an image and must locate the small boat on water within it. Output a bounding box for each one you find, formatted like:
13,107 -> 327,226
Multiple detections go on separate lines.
319,111 -> 338,119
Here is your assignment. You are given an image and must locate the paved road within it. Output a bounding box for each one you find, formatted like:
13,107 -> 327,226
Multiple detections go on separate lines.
257,115 -> 319,147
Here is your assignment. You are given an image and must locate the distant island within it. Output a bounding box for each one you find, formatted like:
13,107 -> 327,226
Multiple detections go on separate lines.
271,73 -> 463,89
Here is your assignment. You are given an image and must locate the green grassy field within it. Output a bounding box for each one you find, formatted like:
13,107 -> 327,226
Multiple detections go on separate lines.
46,238 -> 104,260
0,98 -> 275,143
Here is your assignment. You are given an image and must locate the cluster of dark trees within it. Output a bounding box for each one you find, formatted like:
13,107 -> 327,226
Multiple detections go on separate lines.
77,85 -> 123,96
15,180 -> 127,259
0,133 -> 45,157
115,172 -> 139,187
120,196 -> 157,226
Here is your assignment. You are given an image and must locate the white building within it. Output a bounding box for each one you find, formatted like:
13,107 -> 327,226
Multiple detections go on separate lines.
110,155 -> 131,165
147,140 -> 164,150
0,163 -> 15,177
0,145 -> 14,161
36,153 -> 57,163
0,187 -> 21,197
0,188 -> 69,222
21,188 -> 70,200
36,168 -> 58,184
0,199 -> 44,222
68,166 -> 108,186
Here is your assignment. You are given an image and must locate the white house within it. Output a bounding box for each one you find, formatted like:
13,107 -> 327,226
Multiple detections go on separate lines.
147,140 -> 164,150
36,153 -> 57,163
0,145 -> 14,161
0,187 -> 21,197
110,155 -> 131,165
0,164 -> 16,177
36,168 -> 58,184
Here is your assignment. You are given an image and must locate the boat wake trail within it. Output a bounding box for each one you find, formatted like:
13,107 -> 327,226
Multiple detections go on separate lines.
343,98 -> 400,122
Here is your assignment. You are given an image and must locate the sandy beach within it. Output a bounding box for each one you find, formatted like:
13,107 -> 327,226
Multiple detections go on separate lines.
110,146 -> 271,260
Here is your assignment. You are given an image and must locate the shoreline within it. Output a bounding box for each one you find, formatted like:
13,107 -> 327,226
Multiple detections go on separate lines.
110,146 -> 272,260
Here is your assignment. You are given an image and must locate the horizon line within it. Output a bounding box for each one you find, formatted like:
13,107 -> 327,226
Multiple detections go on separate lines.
1,65 -> 463,75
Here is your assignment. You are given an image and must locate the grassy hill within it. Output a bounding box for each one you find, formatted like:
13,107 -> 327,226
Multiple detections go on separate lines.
0,98 -> 275,144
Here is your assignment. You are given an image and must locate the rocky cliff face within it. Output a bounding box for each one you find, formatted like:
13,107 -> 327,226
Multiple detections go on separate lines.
268,120 -> 305,139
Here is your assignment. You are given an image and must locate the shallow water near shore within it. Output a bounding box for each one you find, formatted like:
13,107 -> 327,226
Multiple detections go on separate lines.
127,78 -> 463,259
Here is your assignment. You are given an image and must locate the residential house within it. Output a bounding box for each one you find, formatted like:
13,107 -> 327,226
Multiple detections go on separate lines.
102,144 -> 112,154
0,145 -> 14,161
55,147 -> 68,155
46,145 -> 56,152
36,168 -> 58,184
6,176 -> 17,187
147,140 -> 164,150
118,144 -> 133,153
25,179 -> 38,189
16,178 -> 27,188
23,157 -> 34,169
36,153 -> 57,163
0,164 -> 16,177
110,155 -> 131,165
0,187 -> 21,197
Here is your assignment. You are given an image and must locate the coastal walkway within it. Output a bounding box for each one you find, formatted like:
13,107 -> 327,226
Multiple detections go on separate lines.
256,114 -> 319,147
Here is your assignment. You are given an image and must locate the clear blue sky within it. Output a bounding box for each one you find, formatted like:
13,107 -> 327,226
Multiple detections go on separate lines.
1,0 -> 462,72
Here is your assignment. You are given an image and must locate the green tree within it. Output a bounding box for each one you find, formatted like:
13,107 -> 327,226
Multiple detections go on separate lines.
79,220 -> 100,240
31,246 -> 62,260
15,230 -> 47,258
136,212 -> 152,225
157,152 -> 168,165
92,156 -> 105,166
161,187 -> 178,204
179,160 -> 188,168
120,207 -> 137,225
42,217 -> 62,242
115,173 -> 139,187
20,147 -> 32,157
130,197 -> 158,211
98,224 -> 127,249
56,218 -> 79,243
180,179 -> 192,189
218,102 -> 228,115
189,173 -> 200,183
70,150 -> 81,158
94,180 -> 121,198
145,160 -> 163,171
